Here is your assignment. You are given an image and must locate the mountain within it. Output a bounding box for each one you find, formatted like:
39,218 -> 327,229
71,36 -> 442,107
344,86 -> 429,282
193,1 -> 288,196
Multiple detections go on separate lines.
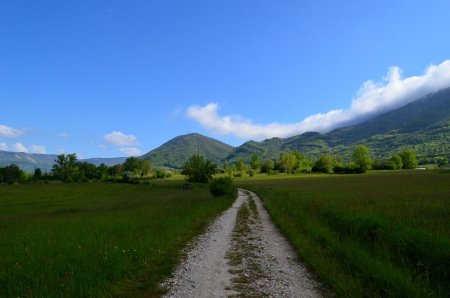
0,151 -> 58,172
2,88 -> 449,171
83,157 -> 127,166
141,133 -> 234,169
324,87 -> 450,146
0,151 -> 126,173
227,87 -> 450,163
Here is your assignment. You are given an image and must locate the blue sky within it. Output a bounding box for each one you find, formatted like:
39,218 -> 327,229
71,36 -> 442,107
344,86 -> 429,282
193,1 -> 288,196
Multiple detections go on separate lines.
1,0 -> 450,158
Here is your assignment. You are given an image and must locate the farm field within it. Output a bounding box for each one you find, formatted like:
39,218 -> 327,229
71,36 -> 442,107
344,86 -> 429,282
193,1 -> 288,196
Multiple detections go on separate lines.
0,181 -> 234,297
238,170 -> 450,297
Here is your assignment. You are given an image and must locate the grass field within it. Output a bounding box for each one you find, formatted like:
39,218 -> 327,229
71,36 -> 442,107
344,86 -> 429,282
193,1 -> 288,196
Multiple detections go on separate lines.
238,170 -> 450,297
0,181 -> 234,297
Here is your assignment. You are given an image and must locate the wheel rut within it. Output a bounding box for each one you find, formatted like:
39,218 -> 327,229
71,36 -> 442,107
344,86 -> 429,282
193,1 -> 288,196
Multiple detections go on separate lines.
162,189 -> 321,298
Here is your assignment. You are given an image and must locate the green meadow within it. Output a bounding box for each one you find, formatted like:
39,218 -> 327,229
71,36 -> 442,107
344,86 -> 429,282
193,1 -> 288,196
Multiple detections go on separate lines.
238,170 -> 450,297
0,181 -> 233,297
1,170 -> 449,297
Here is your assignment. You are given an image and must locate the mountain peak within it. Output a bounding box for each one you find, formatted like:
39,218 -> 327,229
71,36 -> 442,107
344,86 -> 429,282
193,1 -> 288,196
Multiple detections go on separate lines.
142,133 -> 234,169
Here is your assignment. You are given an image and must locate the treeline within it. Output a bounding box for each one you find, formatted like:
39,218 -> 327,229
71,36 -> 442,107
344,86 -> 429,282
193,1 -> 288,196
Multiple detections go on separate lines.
223,146 -> 422,176
0,154 -> 172,184
0,146 -> 441,185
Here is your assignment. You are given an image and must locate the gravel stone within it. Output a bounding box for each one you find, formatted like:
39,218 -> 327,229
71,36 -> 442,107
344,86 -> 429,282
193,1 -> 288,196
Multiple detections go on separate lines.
162,189 -> 322,298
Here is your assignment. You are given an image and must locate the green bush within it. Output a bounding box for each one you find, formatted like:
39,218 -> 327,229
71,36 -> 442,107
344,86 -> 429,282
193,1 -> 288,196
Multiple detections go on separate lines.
372,160 -> 396,170
209,177 -> 236,197
181,155 -> 217,183
154,168 -> 172,179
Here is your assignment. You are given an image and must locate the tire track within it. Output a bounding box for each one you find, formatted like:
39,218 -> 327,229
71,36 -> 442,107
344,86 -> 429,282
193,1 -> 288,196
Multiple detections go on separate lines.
162,189 -> 321,297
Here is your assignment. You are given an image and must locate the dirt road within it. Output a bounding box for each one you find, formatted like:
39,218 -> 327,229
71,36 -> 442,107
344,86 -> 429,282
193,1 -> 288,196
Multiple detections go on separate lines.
162,189 -> 321,297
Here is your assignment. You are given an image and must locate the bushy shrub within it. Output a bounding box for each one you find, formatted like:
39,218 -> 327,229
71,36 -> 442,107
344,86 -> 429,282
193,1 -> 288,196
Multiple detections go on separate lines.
372,160 -> 396,170
209,177 -> 236,197
260,160 -> 274,173
181,155 -> 217,183
313,154 -> 341,173
400,149 -> 418,169
333,166 -> 365,174
154,168 -> 172,179
0,164 -> 26,184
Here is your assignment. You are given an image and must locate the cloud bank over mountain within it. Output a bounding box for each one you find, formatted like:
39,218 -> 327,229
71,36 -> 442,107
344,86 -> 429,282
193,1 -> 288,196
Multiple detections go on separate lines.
187,60 -> 450,139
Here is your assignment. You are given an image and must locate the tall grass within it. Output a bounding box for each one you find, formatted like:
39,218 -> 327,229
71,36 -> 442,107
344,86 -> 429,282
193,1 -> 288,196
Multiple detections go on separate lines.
239,170 -> 450,297
0,181 -> 234,297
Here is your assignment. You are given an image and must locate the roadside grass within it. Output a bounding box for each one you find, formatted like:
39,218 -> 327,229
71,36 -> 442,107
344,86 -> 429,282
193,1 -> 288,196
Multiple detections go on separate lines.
0,181 -> 234,297
238,170 -> 450,297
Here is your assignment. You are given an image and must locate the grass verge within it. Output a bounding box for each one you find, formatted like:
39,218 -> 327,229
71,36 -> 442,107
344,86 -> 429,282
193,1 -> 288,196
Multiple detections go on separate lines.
238,170 -> 450,297
0,181 -> 234,297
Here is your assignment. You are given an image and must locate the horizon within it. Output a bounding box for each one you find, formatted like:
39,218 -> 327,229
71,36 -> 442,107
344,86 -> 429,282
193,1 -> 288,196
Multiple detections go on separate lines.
1,1 -> 450,158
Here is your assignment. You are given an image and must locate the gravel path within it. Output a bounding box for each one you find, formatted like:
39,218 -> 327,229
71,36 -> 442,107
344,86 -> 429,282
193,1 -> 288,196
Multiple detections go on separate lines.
162,189 -> 321,298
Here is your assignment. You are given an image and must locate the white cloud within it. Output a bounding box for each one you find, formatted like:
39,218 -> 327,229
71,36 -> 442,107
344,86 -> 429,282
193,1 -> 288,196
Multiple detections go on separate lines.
76,152 -> 85,160
11,142 -> 29,153
0,124 -> 23,138
29,145 -> 47,154
119,147 -> 143,156
5,143 -> 47,154
57,132 -> 69,138
187,60 -> 450,139
103,131 -> 139,146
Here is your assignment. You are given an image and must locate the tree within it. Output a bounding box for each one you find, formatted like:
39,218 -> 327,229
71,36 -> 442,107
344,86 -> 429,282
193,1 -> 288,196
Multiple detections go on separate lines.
313,154 -> 337,173
76,162 -> 98,180
372,159 -> 396,170
279,152 -> 297,174
0,164 -> 25,184
250,154 -> 260,171
123,157 -> 141,176
154,168 -> 171,179
123,157 -> 152,177
34,168 -> 43,179
108,164 -> 123,178
236,159 -> 246,175
181,155 -> 217,183
260,160 -> 274,174
52,154 -> 78,182
436,156 -> 448,167
97,163 -> 110,180
223,159 -> 230,172
294,152 -> 312,173
352,145 -> 372,172
141,160 -> 152,177
399,149 -> 418,169
390,154 -> 403,169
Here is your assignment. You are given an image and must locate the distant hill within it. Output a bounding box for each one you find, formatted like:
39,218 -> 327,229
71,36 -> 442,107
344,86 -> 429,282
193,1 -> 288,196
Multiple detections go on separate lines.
324,87 -> 450,146
83,157 -> 127,167
2,88 -> 449,171
227,87 -> 450,163
0,151 -> 126,173
0,151 -> 57,172
141,133 -> 234,169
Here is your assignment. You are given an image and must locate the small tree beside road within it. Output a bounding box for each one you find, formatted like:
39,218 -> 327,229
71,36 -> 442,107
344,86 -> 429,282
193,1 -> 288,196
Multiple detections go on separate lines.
181,154 -> 217,183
